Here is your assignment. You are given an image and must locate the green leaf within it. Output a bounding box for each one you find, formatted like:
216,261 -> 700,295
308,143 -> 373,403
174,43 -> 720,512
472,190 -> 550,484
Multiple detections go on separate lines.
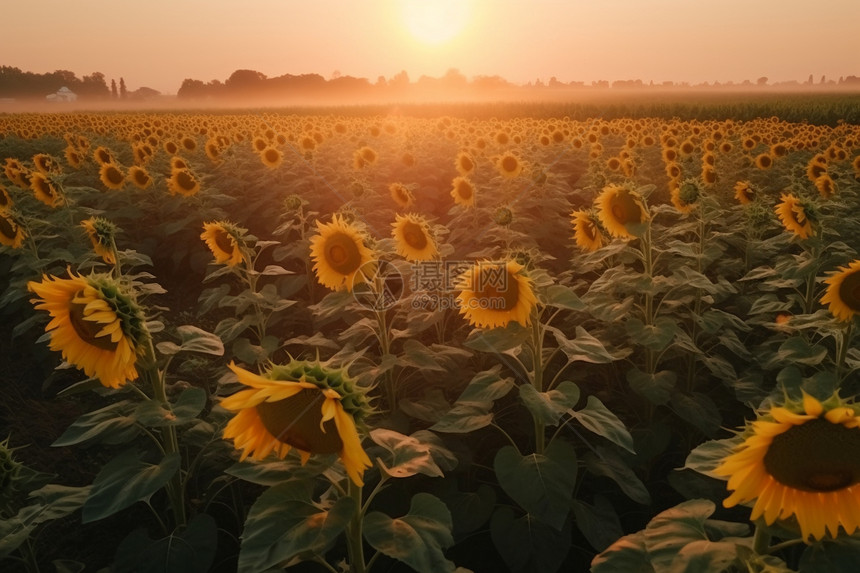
572,495 -> 625,552
52,401 -> 139,447
542,284 -> 585,311
213,315 -> 256,344
493,439 -> 578,530
626,317 -> 678,352
134,387 -> 207,427
239,480 -> 356,573
225,456 -> 335,486
570,395 -> 636,453
0,485 -> 91,558
670,393 -> 722,436
683,438 -> 737,479
439,484 -> 496,537
402,339 -> 448,372
157,325 -> 224,357
643,499 -> 714,572
463,322 -> 529,353
799,536 -> 860,573
627,368 -> 675,405
518,381 -> 580,426
584,446 -> 651,505
590,531 -> 653,573
670,540 -> 741,573
363,493 -> 455,573
259,264 -> 293,276
369,428 -> 449,478
431,367 -> 515,433
82,450 -> 181,523
490,507 -> 572,573
553,326 -> 628,363
775,336 -> 828,366
114,514 -> 217,573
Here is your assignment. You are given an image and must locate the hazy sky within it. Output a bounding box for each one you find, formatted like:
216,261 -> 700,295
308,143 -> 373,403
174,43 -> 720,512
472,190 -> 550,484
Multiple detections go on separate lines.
3,0 -> 858,95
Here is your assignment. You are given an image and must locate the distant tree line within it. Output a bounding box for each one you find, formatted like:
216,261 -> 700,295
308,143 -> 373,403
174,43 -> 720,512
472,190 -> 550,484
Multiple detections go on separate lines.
0,67 -> 160,100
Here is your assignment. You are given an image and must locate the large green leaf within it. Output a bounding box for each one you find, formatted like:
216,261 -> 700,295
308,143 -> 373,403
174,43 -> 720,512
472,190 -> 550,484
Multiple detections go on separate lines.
156,325 -> 224,357
774,336 -> 828,366
431,367 -> 515,433
490,507 -> 572,573
238,480 -> 356,573
52,400 -> 139,447
493,439 -> 578,530
113,514 -> 217,573
518,381 -> 580,426
369,428 -> 455,478
584,446 -> 651,505
134,387 -> 207,427
225,455 -> 335,486
627,368 -> 675,405
644,499 -> 718,572
799,536 -> 860,573
0,485 -> 91,558
463,322 -> 529,353
590,531 -> 653,573
363,493 -> 455,573
669,392 -> 722,436
553,326 -> 627,363
542,284 -> 585,311
626,317 -> 678,352
683,438 -> 737,479
82,450 -> 181,523
572,495 -> 625,552
570,395 -> 636,453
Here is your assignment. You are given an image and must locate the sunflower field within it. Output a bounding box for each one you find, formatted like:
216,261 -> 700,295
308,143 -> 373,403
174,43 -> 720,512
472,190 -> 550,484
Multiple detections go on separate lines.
1,103 -> 860,573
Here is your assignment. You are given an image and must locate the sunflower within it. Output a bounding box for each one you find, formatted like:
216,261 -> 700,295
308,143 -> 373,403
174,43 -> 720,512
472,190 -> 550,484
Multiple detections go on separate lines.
595,184 -> 649,239
456,260 -> 537,329
30,173 -> 63,207
454,151 -> 475,176
200,221 -> 246,267
570,209 -> 603,252
734,181 -> 756,205
0,210 -> 26,249
0,185 -> 12,210
671,180 -> 700,214
221,360 -> 373,486
170,156 -> 189,171
309,214 -> 375,292
714,392 -> 860,542
28,270 -> 147,389
81,217 -> 118,264
814,174 -> 836,199
99,162 -> 126,190
32,153 -> 60,175
391,213 -> 438,261
167,168 -> 200,197
774,193 -> 814,239
128,165 -> 153,190
92,146 -> 116,167
451,176 -> 476,208
820,259 -> 860,322
259,146 -> 283,169
497,151 -> 523,178
389,183 -> 414,209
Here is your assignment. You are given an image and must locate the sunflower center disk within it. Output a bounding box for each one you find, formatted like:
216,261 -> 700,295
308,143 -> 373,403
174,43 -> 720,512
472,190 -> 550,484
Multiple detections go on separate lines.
402,222 -> 428,250
324,232 -> 361,274
68,295 -> 120,352
611,193 -> 642,225
763,418 -> 860,492
838,271 -> 860,313
255,388 -> 343,454
477,269 -> 520,311
214,229 -> 234,256
0,216 -> 16,239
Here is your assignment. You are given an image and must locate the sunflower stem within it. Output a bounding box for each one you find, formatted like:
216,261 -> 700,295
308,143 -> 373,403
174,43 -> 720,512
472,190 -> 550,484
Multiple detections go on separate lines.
531,309 -> 545,455
142,341 -> 187,530
752,524 -> 772,555
347,479 -> 367,573
835,321 -> 854,384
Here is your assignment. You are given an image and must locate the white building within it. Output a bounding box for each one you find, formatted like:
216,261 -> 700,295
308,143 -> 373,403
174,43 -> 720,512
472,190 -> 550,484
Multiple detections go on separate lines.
46,86 -> 77,102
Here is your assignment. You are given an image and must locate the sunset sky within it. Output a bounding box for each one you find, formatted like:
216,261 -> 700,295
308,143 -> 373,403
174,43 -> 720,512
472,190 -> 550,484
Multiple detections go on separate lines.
3,0 -> 859,95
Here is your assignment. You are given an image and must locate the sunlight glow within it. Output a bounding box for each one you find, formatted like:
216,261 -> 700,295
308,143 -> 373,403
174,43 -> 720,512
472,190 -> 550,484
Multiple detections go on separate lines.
400,0 -> 472,45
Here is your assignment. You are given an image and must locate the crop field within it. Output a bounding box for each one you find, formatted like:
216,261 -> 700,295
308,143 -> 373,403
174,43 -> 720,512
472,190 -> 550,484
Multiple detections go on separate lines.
1,98 -> 860,572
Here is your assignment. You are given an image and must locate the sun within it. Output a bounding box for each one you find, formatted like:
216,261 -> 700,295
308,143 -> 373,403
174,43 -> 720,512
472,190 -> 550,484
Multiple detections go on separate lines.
400,0 -> 471,45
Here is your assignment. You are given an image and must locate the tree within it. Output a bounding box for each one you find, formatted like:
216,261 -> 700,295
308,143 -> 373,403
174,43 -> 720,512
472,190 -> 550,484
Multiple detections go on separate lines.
111,79 -> 118,99
756,76 -> 768,86
119,77 -> 127,99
